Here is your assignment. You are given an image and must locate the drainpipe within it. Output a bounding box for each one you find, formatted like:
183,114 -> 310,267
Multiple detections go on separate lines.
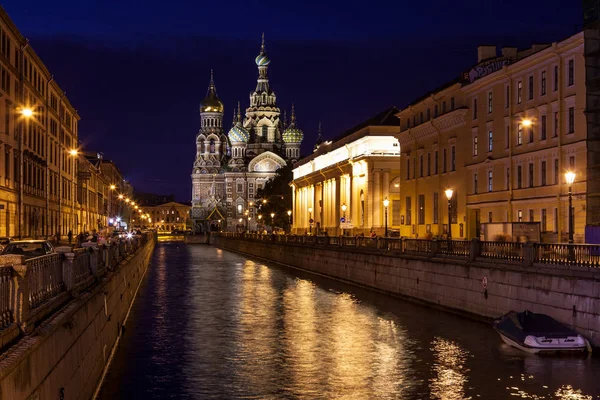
554,48 -> 564,241
503,67 -> 513,223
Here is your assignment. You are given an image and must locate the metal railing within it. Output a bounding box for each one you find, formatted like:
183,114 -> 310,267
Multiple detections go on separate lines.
216,232 -> 600,269
0,233 -> 155,348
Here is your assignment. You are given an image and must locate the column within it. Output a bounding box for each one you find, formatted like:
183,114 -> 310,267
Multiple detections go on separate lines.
373,169 -> 381,227
335,176 -> 341,233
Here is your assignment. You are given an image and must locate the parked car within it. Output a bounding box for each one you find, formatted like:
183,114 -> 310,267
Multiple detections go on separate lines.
1,240 -> 56,259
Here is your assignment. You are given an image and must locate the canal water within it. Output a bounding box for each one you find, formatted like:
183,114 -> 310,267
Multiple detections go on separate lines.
97,243 -> 600,399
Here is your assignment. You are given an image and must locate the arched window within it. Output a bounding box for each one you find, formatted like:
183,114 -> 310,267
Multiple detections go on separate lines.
262,126 -> 268,137
210,139 -> 215,153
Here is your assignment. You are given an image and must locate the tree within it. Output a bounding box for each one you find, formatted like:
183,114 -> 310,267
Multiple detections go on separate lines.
255,164 -> 293,231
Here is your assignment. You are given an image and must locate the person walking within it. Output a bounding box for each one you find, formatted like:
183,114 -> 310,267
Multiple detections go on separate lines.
68,230 -> 73,245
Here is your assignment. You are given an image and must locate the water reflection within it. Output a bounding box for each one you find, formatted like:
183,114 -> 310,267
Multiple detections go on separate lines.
98,244 -> 600,400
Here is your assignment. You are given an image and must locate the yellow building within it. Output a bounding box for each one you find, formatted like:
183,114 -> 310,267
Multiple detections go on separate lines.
397,31 -> 595,243
0,6 -> 81,239
291,108 -> 400,236
146,202 -> 191,232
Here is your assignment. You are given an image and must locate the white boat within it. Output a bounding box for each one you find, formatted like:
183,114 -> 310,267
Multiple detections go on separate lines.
494,310 -> 590,354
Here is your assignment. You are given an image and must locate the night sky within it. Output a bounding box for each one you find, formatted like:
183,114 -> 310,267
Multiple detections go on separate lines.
3,0 -> 582,201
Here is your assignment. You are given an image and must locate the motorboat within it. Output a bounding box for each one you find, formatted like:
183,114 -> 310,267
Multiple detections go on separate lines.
494,310 -> 591,354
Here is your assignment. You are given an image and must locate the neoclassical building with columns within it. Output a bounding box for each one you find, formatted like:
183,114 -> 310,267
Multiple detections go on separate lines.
291,108 -> 400,235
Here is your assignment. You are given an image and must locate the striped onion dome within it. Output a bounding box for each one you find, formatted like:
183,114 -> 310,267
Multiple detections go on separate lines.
228,123 -> 249,143
282,104 -> 303,143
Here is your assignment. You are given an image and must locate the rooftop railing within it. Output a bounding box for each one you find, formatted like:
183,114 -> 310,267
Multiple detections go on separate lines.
216,232 -> 600,269
0,233 -> 153,351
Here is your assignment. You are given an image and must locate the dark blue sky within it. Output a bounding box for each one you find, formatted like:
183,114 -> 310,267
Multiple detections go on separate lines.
3,0 -> 583,201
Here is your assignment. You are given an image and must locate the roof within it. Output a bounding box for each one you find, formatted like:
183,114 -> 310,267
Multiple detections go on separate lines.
401,77 -> 464,111
332,106 -> 399,142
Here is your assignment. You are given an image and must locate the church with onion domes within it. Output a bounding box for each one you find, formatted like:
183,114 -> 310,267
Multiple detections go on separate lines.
191,35 -> 304,232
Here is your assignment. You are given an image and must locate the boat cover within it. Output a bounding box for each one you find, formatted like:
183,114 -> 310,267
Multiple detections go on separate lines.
495,310 -> 578,343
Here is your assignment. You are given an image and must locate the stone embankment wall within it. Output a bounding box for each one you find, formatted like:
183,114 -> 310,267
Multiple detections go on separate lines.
0,238 -> 155,400
212,235 -> 600,347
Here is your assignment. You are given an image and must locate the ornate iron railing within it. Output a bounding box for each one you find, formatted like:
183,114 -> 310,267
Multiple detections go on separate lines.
0,266 -> 13,329
479,241 -> 524,262
27,254 -> 64,309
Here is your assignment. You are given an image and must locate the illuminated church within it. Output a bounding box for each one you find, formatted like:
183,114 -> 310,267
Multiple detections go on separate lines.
191,35 -> 304,232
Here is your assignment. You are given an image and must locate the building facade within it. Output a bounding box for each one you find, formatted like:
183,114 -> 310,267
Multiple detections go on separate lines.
291,108 -> 400,236
191,36 -> 304,232
145,201 -> 191,232
396,32 -> 596,243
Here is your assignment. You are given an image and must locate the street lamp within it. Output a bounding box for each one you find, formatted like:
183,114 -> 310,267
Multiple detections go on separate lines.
244,209 -> 249,233
308,207 -> 313,235
445,189 -> 453,239
341,203 -> 347,236
17,108 -> 34,238
565,171 -> 576,244
270,212 -> 275,232
383,197 -> 389,237
258,214 -> 262,232
287,210 -> 292,232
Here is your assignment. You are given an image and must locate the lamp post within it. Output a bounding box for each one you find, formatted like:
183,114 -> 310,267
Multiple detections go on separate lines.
308,207 -> 313,235
244,209 -> 249,233
258,214 -> 262,233
445,189 -> 453,239
287,210 -> 292,232
270,212 -> 275,233
565,171 -> 576,244
17,108 -> 34,238
69,149 -> 79,235
218,219 -> 221,231
383,197 -> 389,237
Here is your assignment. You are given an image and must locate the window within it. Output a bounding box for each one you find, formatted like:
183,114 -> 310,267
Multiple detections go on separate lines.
488,92 -> 493,113
554,112 -> 559,137
418,195 -> 425,224
541,161 -> 547,186
488,211 -> 493,223
541,115 -> 547,140
505,85 -> 510,108
568,59 -> 574,86
237,204 -> 243,214
528,75 -> 534,100
474,173 -> 478,194
517,123 -> 523,145
488,171 -> 493,192
517,166 -> 522,188
569,156 -> 575,169
426,108 -> 431,121
262,125 -> 268,137
434,105 -> 438,118
237,183 -> 243,192
541,71 -> 547,95
505,126 -> 509,149
517,81 -> 522,104
420,112 -> 423,124
473,136 -> 478,156
529,209 -> 534,222
506,167 -> 510,190
451,146 -> 456,171
427,153 -> 431,176
529,125 -> 534,143
529,163 -> 534,187
433,193 -> 439,223
405,197 -> 412,225
443,149 -> 447,173
442,101 -> 446,114
554,65 -> 559,91
473,98 -> 478,119
406,159 -> 410,180
554,159 -> 559,184
517,209 -> 523,222
450,97 -> 455,110
406,119 -> 410,129
419,154 -> 423,177
554,208 -> 558,233
568,107 -> 575,133
434,151 -> 438,174
488,131 -> 493,152
541,209 -> 547,231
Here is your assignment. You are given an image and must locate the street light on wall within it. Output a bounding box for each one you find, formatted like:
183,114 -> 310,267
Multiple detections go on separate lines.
565,171 -> 576,244
308,207 -> 313,235
445,188 -> 453,239
383,197 -> 390,237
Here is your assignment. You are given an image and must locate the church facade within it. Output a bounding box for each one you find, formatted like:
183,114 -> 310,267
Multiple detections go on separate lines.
191,36 -> 303,232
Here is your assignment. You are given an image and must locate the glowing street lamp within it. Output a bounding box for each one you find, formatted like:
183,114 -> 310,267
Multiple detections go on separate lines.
20,108 -> 34,118
521,118 -> 532,127
383,197 -> 390,237
118,194 -> 124,199
445,189 -> 453,239
287,210 -> 292,230
270,212 -> 275,232
308,207 -> 313,235
565,171 -> 576,244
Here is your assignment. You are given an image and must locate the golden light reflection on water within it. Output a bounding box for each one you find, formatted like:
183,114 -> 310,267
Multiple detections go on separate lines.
429,337 -> 471,400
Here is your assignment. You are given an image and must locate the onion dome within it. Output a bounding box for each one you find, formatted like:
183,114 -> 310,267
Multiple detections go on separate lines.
200,70 -> 224,113
255,33 -> 271,66
228,102 -> 249,143
282,104 -> 304,144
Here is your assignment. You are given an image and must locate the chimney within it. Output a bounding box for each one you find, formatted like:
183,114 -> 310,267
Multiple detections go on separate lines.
477,45 -> 497,62
501,47 -> 518,59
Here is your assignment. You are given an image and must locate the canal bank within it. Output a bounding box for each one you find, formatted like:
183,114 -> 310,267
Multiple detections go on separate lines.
211,234 -> 600,347
0,236 -> 155,400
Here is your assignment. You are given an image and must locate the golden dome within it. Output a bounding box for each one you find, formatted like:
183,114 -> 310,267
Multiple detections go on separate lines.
200,70 -> 224,113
